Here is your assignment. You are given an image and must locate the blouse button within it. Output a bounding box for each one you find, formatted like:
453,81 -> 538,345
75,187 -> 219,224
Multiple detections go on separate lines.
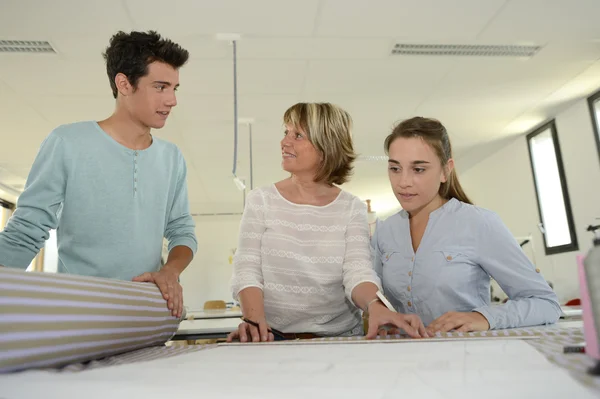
407,286 -> 411,292
408,271 -> 412,277
446,255 -> 453,261
407,301 -> 412,307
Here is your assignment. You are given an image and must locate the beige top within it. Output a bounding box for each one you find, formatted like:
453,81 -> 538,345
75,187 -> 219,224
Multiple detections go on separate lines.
230,184 -> 380,336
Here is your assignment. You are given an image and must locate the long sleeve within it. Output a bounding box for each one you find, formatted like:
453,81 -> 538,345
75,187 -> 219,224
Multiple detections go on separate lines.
371,219 -> 384,283
473,211 -> 562,329
230,189 -> 267,299
343,200 -> 381,302
164,151 -> 197,255
0,132 -> 67,268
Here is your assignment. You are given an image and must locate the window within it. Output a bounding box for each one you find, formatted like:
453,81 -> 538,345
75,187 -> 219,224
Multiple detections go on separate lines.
587,88 -> 600,165
527,120 -> 578,255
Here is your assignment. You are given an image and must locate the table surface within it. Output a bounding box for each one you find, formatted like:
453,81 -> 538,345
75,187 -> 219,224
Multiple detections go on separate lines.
3,319 -> 598,395
2,321 -> 598,398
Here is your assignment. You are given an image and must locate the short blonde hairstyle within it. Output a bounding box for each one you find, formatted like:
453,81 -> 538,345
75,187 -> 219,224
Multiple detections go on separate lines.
283,103 -> 356,185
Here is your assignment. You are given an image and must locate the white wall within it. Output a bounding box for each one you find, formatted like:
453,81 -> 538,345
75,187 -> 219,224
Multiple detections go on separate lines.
42,230 -> 58,273
179,215 -> 242,311
459,98 -> 600,303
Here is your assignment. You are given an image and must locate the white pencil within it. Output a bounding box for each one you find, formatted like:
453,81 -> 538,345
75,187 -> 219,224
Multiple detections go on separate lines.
376,291 -> 397,312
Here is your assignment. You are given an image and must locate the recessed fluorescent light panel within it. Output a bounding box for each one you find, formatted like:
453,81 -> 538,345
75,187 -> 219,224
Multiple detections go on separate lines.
391,43 -> 541,57
0,40 -> 56,53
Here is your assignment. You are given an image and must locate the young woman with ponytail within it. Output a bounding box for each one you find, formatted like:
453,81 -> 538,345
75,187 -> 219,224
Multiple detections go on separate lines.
372,117 -> 561,334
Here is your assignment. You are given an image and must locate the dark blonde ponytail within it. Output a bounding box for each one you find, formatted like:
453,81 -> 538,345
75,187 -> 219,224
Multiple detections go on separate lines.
384,117 -> 473,205
440,168 -> 472,205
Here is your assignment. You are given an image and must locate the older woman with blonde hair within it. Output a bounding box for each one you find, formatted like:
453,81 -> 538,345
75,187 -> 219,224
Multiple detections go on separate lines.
228,103 -> 427,342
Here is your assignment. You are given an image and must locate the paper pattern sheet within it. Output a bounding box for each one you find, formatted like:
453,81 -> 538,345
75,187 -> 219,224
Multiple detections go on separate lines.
1,338 -> 597,399
219,328 -> 543,347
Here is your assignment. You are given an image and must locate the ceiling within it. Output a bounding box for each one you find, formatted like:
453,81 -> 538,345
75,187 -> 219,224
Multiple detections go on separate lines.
1,0 -> 600,216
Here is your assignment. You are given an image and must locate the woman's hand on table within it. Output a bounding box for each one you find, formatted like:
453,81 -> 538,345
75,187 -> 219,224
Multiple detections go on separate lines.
426,311 -> 490,335
366,302 -> 428,339
227,317 -> 275,343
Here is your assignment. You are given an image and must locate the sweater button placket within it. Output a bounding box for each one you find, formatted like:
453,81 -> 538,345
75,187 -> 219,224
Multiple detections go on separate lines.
134,151 -> 138,197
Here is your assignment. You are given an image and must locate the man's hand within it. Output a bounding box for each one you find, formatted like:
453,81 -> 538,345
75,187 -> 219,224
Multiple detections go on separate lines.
426,311 -> 490,335
366,302 -> 428,339
133,266 -> 183,318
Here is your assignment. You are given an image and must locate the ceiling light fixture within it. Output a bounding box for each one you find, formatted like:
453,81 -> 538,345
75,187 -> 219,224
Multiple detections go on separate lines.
391,43 -> 541,57
0,40 -> 56,53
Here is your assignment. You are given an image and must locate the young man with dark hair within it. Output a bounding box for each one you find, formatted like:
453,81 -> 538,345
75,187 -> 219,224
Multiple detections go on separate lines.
0,31 -> 197,318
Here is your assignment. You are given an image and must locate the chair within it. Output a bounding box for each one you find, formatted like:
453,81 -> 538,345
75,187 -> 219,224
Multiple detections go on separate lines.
203,300 -> 227,310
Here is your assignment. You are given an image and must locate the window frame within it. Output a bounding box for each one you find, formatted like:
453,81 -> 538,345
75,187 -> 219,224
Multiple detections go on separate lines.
587,88 -> 600,166
526,120 -> 578,255
0,198 -> 15,232
0,198 -> 14,210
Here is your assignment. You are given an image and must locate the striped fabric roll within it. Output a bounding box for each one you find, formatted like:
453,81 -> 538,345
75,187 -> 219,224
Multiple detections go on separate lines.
0,267 -> 183,373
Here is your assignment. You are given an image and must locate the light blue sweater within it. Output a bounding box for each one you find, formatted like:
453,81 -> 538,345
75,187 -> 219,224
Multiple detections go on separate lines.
0,121 -> 198,280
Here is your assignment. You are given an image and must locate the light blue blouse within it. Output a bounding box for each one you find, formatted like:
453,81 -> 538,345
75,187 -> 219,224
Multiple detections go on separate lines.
372,198 -> 561,330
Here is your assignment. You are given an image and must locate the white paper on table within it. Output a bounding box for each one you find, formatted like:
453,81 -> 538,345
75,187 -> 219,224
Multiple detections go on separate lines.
0,339 -> 596,399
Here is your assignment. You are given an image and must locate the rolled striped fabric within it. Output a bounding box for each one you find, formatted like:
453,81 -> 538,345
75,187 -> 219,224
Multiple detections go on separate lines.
0,267 -> 183,373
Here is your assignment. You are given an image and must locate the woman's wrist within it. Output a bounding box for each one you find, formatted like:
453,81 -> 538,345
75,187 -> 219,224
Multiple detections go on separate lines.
364,297 -> 384,313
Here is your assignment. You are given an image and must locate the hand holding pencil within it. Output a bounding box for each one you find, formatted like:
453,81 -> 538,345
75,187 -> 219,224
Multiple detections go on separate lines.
365,291 -> 428,339
227,316 -> 281,342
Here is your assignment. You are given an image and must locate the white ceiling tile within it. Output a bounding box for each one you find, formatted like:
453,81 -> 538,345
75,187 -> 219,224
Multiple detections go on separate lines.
237,38 -> 392,59
175,94 -> 303,126
0,81 -> 52,139
0,164 -> 30,187
414,41 -> 600,141
26,96 -> 115,127
178,59 -> 306,96
0,56 -> 108,96
2,0 -> 600,212
236,95 -> 306,125
125,0 -> 321,37
48,35 -> 131,61
177,60 -> 231,95
316,0 -> 506,39
478,0 -> 600,42
304,58 -> 455,95
0,137 -> 43,167
0,0 -> 133,38
237,60 -> 308,95
539,60 -> 600,109
170,36 -> 232,60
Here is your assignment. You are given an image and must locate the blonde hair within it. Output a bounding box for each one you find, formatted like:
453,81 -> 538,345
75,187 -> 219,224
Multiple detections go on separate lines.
384,117 -> 473,205
283,103 -> 356,185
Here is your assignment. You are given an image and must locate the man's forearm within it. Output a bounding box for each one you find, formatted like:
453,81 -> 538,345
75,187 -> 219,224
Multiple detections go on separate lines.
162,245 -> 193,276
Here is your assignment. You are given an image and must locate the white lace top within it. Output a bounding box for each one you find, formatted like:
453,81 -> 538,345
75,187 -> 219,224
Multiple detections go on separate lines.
230,184 -> 381,336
